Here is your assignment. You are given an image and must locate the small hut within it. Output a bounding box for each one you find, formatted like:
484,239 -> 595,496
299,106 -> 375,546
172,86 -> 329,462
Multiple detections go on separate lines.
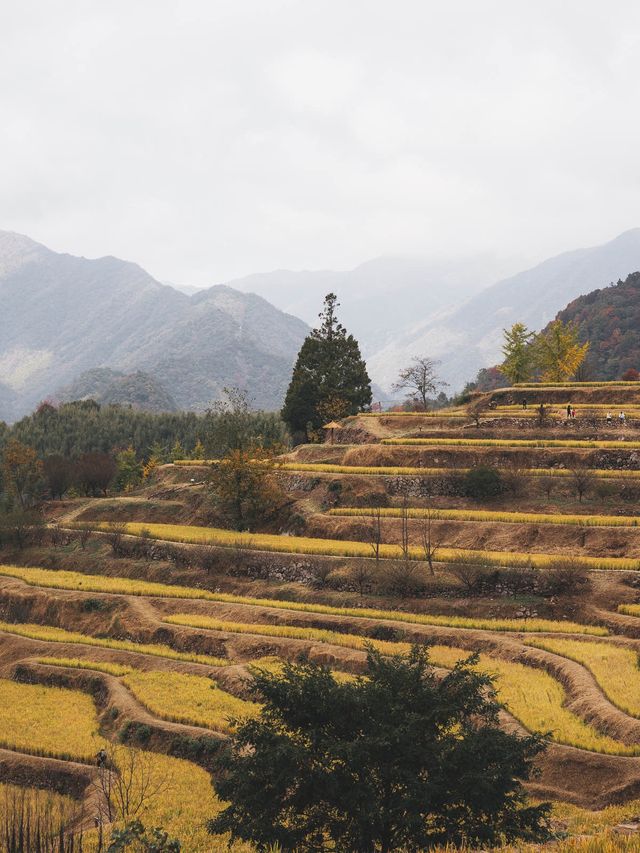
322,421 -> 343,444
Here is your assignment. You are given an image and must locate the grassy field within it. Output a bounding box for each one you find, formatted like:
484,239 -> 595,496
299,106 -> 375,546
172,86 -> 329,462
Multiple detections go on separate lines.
381,437 -> 640,448
121,669 -> 258,731
427,647 -> 640,755
328,507 -> 640,527
524,638 -> 640,718
0,563 -> 607,635
74,520 -> 640,571
0,620 -> 227,667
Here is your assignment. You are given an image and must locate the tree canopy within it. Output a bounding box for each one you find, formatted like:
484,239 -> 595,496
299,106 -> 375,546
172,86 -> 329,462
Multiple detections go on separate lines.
209,646 -> 550,852
281,294 -> 371,440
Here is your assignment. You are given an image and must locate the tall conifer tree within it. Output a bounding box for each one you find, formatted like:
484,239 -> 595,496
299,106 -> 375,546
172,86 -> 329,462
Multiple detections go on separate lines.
282,294 -> 372,439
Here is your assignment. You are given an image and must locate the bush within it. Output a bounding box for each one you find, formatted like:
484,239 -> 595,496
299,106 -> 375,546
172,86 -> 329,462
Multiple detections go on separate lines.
540,560 -> 591,596
463,466 -> 503,500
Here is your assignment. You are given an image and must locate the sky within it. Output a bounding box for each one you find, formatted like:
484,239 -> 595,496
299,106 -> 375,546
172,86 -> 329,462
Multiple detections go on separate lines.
2,0 -> 640,286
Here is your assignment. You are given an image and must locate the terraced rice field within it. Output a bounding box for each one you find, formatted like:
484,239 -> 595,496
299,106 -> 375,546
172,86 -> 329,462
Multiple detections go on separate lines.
381,437 -> 640,448
523,638 -> 640,718
70,520 -> 640,571
329,507 -> 640,527
426,647 -> 640,756
164,613 -> 415,656
0,678 -> 104,762
0,620 -> 227,666
0,563 -> 607,634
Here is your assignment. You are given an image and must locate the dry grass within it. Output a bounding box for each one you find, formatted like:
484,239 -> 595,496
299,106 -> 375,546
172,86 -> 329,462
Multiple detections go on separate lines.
121,669 -> 258,731
164,613 -> 414,656
427,647 -> 640,755
329,507 -> 640,527
73,521 -> 640,571
0,620 -> 227,667
0,563 -> 607,635
524,638 -> 640,717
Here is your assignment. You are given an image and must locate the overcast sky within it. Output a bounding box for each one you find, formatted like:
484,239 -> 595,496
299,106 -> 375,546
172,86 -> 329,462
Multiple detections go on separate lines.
2,0 -> 640,285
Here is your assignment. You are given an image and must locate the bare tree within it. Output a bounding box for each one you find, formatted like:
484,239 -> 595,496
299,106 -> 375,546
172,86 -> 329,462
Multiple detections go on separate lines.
92,743 -> 171,827
418,504 -> 442,575
399,495 -> 411,565
537,476 -> 556,501
361,507 -> 384,564
569,468 -> 595,503
349,561 -> 376,600
392,357 -> 447,411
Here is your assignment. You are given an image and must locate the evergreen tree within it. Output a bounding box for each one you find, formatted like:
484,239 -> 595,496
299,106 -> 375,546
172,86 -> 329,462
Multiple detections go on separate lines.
282,294 -> 371,440
209,646 -> 550,851
501,323 -> 535,385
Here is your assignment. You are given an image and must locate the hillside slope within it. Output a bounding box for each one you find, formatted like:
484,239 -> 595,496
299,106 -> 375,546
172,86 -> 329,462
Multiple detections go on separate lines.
552,271 -> 640,380
0,232 -> 308,421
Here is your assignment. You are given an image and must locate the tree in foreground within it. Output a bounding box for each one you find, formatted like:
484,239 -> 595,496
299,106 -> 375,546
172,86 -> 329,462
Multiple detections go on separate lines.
209,647 -> 550,852
392,356 -> 447,411
500,323 -> 535,385
282,294 -> 371,441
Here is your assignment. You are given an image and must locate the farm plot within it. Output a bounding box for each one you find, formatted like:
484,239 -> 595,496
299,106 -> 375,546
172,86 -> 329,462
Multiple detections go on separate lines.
381,438 -> 640,448
523,638 -> 640,718
72,520 -> 640,571
328,507 -> 640,527
0,563 -> 607,635
0,620 -> 227,667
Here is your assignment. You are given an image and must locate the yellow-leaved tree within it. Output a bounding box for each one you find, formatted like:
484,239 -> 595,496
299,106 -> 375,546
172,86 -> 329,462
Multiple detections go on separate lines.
535,320 -> 589,382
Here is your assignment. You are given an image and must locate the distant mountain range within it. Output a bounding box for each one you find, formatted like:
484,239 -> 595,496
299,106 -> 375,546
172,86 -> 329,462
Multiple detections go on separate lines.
225,230 -> 640,395
0,231 -> 308,422
365,229 -> 640,391
2,228 -> 640,422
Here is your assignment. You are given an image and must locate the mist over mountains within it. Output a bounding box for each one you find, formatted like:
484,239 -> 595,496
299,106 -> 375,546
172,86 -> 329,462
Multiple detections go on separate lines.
1,228 -> 640,423
0,231 -> 308,422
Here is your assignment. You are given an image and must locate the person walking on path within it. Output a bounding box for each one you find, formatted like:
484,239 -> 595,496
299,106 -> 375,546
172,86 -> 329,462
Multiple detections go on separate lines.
606,411 -> 612,424
619,411 -> 626,425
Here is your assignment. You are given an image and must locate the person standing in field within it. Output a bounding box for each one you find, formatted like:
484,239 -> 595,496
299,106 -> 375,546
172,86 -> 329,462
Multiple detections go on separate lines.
606,411 -> 612,424
566,403 -> 572,418
619,411 -> 626,425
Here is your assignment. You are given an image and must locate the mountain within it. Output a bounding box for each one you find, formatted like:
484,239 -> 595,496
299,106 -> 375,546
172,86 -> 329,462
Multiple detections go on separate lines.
366,229 -> 640,392
224,254 -> 512,359
548,271 -> 640,380
56,368 -> 178,412
0,231 -> 308,422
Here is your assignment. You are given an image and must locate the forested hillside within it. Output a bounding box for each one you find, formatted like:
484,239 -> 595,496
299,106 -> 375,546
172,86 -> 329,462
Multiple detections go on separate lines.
552,271 -> 640,380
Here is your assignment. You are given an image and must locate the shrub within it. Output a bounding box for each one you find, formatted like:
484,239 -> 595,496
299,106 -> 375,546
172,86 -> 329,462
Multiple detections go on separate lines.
540,560 -> 591,596
463,466 -> 503,499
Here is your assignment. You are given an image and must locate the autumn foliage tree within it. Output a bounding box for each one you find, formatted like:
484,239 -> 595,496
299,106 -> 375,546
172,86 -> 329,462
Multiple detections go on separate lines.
534,320 -> 589,382
1,439 -> 43,508
207,448 -> 290,532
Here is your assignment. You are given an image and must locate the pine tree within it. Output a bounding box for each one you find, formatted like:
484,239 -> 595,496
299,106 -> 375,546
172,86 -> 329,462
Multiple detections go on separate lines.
535,320 -> 589,382
501,323 -> 535,385
282,294 -> 371,439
